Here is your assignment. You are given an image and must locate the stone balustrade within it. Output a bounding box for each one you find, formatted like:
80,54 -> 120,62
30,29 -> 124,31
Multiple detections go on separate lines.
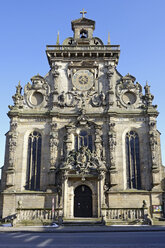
105,208 -> 147,221
46,45 -> 120,51
16,208 -> 61,221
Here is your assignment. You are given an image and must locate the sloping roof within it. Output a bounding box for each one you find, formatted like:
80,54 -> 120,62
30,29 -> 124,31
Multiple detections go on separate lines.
71,18 -> 95,30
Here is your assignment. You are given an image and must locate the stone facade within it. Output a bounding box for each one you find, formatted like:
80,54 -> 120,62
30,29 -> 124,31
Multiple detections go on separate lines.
0,13 -> 164,224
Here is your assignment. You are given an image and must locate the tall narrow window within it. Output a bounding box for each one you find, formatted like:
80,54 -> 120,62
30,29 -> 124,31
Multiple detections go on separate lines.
126,131 -> 141,189
26,131 -> 42,190
75,130 -> 93,152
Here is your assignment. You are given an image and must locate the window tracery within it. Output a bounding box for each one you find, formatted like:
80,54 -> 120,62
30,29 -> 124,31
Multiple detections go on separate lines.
125,131 -> 141,189
74,130 -> 93,152
26,131 -> 42,190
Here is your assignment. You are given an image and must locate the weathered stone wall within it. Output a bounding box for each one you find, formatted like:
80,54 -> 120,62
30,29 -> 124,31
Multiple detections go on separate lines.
2,193 -> 58,218
1,15 -> 164,222
0,193 -> 2,218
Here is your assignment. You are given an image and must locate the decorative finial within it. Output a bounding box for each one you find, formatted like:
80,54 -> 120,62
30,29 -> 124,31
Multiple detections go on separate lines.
56,31 -> 60,45
80,8 -> 87,18
16,81 -> 22,95
107,32 -> 110,45
144,80 -> 150,95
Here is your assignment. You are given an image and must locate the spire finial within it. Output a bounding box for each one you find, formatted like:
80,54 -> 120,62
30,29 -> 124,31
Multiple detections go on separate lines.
107,32 -> 110,45
56,31 -> 60,45
80,8 -> 87,18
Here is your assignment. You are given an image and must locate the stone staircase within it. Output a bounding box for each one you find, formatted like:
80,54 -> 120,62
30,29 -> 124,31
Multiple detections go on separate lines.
63,217 -> 104,226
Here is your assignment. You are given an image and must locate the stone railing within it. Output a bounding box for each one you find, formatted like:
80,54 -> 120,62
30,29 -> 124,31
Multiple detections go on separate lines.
46,45 -> 120,51
105,208 -> 147,221
16,208 -> 62,222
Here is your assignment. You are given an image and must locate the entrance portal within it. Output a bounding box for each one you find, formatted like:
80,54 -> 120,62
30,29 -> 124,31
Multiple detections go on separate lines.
74,185 -> 92,217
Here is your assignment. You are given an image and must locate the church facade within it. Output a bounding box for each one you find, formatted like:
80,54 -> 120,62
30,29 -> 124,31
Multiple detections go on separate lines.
0,12 -> 164,225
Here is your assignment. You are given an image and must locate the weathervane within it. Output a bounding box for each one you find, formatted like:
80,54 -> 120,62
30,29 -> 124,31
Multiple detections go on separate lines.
80,8 -> 87,18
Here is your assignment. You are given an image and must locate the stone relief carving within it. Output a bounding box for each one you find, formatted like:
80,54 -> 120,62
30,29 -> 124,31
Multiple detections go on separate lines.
58,91 -> 79,107
143,82 -> 157,108
62,146 -> 105,176
94,125 -> 103,158
9,82 -> 23,110
8,131 -> 18,169
76,109 -> 89,126
149,120 -> 158,168
106,64 -> 115,81
5,121 -> 18,186
108,122 -> 118,188
50,63 -> 61,108
58,90 -> 108,108
7,121 -> 18,169
63,125 -> 75,156
62,37 -> 75,46
108,123 -> 116,167
67,61 -> 99,78
116,73 -> 143,109
49,123 -> 58,169
24,74 -> 50,109
91,91 -> 107,107
104,63 -> 115,107
51,63 -> 60,79
148,119 -> 160,188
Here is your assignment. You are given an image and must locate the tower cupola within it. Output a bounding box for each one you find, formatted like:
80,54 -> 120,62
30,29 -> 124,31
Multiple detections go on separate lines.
71,9 -> 95,43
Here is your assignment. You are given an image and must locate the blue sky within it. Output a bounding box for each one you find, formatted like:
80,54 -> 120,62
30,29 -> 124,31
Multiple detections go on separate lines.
0,0 -> 165,175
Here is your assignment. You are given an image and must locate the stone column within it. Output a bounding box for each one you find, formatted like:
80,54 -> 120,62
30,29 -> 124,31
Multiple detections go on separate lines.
97,178 -> 101,218
149,118 -> 161,190
100,170 -> 107,207
62,175 -> 68,218
108,122 -> 117,188
49,123 -> 58,185
64,125 -> 74,156
51,63 -> 60,108
99,170 -> 107,221
106,64 -> 115,107
94,125 -> 102,158
6,121 -> 18,186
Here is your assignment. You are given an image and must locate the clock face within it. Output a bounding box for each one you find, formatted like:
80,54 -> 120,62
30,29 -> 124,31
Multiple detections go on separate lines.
72,70 -> 93,91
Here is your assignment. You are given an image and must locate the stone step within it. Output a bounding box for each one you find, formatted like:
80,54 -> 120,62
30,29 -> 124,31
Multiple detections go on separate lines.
106,219 -> 143,226
63,217 -> 104,226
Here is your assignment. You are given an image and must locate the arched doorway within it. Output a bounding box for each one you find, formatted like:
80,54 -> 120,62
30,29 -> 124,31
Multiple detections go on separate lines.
74,185 -> 92,217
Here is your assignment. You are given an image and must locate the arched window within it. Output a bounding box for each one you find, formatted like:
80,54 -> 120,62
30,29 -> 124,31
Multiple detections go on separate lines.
80,29 -> 88,38
26,131 -> 42,190
125,131 -> 141,189
75,130 -> 93,152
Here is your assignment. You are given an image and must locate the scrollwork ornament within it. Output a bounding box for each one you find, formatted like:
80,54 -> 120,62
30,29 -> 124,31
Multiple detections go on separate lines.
91,91 -> 107,107
61,146 -> 105,176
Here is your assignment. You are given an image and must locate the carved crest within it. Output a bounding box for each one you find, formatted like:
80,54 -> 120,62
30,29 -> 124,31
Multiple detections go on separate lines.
24,74 -> 50,109
116,73 -> 143,109
62,146 -> 105,175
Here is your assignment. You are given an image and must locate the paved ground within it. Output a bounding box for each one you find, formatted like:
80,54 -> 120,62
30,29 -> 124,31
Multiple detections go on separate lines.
0,231 -> 165,247
1,224 -> 165,233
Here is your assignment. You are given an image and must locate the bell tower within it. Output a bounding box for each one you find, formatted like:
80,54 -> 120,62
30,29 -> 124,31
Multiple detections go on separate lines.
71,9 -> 95,44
